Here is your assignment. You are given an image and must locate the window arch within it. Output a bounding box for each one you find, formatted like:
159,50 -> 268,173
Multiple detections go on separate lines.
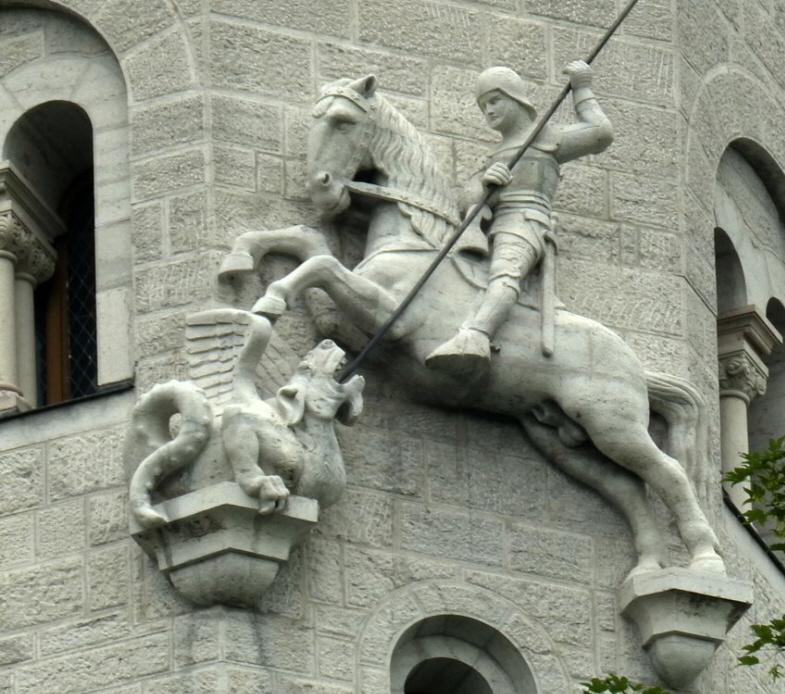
0,7 -> 131,412
391,615 -> 537,694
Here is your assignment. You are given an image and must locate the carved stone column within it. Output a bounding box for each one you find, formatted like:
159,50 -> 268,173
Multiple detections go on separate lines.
717,306 -> 782,509
0,166 -> 61,412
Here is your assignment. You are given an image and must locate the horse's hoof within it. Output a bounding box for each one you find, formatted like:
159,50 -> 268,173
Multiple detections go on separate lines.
133,506 -> 169,529
252,294 -> 286,319
689,553 -> 726,576
218,252 -> 254,279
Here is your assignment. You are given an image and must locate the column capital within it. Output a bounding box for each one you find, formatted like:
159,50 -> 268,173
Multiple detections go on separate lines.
0,164 -> 63,284
717,305 -> 783,405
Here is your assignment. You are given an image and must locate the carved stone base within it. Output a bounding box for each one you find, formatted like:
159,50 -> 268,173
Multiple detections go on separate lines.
131,482 -> 318,608
619,568 -> 753,690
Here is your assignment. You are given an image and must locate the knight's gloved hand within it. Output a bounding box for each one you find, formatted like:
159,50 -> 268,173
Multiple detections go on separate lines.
482,161 -> 513,187
564,60 -> 593,90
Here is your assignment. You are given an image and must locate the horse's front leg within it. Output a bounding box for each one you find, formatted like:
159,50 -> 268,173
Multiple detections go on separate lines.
219,225 -> 332,279
253,255 -> 403,338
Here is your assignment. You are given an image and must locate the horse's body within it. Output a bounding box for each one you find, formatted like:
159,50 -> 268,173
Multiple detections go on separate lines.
220,75 -> 723,577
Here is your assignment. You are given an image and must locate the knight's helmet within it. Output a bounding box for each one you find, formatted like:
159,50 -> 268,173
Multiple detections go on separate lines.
474,67 -> 537,119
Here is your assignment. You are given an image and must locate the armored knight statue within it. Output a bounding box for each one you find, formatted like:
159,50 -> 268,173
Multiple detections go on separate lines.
426,60 -> 613,374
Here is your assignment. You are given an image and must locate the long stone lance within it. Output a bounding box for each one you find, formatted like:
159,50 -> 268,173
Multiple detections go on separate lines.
339,0 -> 642,383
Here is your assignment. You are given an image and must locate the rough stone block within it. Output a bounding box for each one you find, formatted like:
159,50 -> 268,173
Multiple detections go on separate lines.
169,190 -> 210,254
529,0 -> 616,28
213,0 -> 351,38
338,424 -> 423,497
0,634 -> 34,667
425,439 -> 549,520
209,20 -> 312,99
257,153 -> 284,196
611,171 -> 678,229
131,95 -> 204,156
508,522 -> 593,584
0,31 -> 44,79
143,669 -> 221,694
132,201 -> 164,261
0,8 -> 43,38
558,260 -> 683,336
600,100 -> 680,178
135,252 -> 222,313
215,145 -> 256,190
358,0 -> 483,67
466,570 -> 593,647
93,0 -> 173,53
743,2 -> 785,90
88,544 -> 129,610
0,557 -> 83,630
38,612 -> 164,657
318,44 -> 428,96
315,489 -> 393,548
212,96 -> 282,152
486,16 -> 548,81
0,512 -> 33,566
305,538 -> 344,605
37,499 -> 86,559
555,214 -> 619,264
620,0 -> 674,41
132,148 -> 206,200
224,612 -> 315,674
174,610 -> 222,668
431,64 -> 496,140
555,28 -> 675,106
315,606 -> 368,639
345,546 -> 458,608
14,633 -> 170,694
276,677 -> 353,694
638,227 -> 683,273
48,428 -> 125,500
399,502 -> 504,567
623,332 -> 689,376
226,666 -> 275,693
135,313 -> 187,361
317,635 -> 355,681
554,164 -> 609,219
124,30 -> 193,101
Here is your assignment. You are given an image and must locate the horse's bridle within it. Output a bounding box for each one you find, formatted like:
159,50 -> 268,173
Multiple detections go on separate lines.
315,87 -> 460,228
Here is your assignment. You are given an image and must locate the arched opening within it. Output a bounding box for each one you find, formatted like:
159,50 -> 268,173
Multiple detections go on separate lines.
4,100 -> 96,406
714,227 -> 747,313
404,657 -> 493,694
391,615 -> 537,694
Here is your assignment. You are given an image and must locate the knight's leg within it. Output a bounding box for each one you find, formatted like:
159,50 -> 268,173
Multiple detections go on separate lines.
426,237 -> 538,374
253,255 -> 401,336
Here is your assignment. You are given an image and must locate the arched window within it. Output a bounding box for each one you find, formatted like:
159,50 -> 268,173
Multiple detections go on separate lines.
391,615 -> 537,694
0,8 -> 131,413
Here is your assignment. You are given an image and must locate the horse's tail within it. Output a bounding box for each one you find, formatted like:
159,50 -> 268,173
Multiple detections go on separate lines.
646,371 -> 711,507
125,381 -> 214,528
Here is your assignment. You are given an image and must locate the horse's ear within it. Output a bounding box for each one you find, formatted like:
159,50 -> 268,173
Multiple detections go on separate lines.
350,74 -> 378,97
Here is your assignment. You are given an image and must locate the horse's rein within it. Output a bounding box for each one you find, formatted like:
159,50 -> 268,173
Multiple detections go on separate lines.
344,181 -> 460,226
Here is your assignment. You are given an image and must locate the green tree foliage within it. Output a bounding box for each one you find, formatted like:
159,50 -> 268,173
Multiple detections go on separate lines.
723,434 -> 785,680
580,673 -> 671,693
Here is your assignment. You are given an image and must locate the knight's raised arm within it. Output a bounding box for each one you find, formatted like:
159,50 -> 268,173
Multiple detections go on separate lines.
558,60 -> 613,162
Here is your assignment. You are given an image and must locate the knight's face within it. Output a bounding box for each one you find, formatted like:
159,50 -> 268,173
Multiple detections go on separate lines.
478,90 -> 528,133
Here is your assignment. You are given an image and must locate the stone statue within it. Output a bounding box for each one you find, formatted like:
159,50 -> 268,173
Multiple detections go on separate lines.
220,75 -> 724,580
124,309 -> 365,528
427,61 -> 613,372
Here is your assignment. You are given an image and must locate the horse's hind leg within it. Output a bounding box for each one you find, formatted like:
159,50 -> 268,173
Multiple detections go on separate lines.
521,415 -> 667,577
585,418 -> 724,574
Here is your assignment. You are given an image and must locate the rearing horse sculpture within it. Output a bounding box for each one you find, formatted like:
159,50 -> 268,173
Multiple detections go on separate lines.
220,75 -> 723,579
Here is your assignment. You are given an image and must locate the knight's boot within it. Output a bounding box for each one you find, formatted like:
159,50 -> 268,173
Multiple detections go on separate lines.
425,327 -> 491,376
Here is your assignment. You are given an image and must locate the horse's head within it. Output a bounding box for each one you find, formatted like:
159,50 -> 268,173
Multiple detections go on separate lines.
308,75 -> 378,217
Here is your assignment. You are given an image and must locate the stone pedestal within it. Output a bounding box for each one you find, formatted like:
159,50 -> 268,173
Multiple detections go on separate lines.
620,568 -> 753,690
131,481 -> 318,608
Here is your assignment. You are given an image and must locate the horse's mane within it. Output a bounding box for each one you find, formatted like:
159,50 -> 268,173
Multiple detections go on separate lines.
319,78 -> 459,248
367,93 -> 458,247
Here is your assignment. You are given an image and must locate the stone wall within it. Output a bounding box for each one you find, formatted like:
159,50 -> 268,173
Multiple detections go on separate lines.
2,0 -> 785,692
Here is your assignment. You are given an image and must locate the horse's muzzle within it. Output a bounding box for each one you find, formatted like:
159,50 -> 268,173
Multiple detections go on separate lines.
309,171 -> 350,216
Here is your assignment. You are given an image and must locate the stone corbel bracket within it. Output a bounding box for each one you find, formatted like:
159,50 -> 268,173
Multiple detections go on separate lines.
620,568 -> 753,690
131,481 -> 318,607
